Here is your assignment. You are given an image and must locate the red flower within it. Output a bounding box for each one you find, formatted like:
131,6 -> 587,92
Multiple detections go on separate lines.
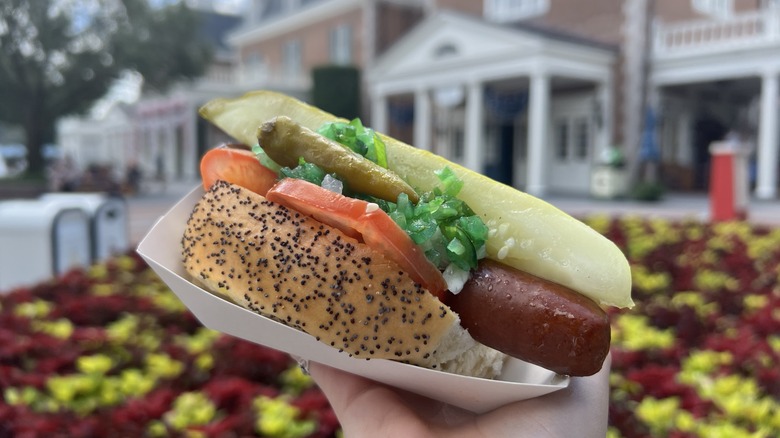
202,376 -> 278,411
110,387 -> 177,427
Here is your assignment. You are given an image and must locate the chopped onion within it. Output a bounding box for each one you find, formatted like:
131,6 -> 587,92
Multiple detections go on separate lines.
443,263 -> 470,294
321,174 -> 343,194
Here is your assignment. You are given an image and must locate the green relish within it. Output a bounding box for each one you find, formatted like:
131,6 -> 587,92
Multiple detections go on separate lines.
252,119 -> 488,273
383,167 -> 488,272
317,119 -> 388,168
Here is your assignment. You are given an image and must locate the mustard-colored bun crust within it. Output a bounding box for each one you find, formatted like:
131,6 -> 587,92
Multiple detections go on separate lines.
182,181 -> 459,364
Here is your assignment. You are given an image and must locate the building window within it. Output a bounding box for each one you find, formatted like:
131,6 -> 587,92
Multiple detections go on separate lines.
283,39 -> 302,77
243,50 -> 266,80
574,118 -> 590,160
691,0 -> 733,18
484,0 -> 549,23
555,119 -> 569,160
329,24 -> 352,65
453,129 -> 465,162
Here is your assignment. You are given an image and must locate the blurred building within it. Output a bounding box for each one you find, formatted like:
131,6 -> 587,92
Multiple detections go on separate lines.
57,6 -> 243,189
649,0 -> 780,199
206,0 -> 623,196
57,0 -> 780,199
225,0 -> 780,199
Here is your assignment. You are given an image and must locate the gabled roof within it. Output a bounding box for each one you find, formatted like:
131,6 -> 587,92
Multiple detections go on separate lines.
368,10 -> 617,91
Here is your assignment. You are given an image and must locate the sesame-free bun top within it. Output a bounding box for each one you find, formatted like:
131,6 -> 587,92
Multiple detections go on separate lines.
182,181 -> 493,369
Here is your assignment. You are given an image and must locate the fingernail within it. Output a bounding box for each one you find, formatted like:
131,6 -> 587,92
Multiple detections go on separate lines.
291,355 -> 310,375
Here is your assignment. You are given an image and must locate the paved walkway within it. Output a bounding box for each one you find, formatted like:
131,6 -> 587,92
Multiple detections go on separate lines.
543,193 -> 780,226
127,181 -> 780,245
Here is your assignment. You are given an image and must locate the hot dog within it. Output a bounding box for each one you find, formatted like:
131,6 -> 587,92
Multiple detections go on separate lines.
182,91 -> 633,377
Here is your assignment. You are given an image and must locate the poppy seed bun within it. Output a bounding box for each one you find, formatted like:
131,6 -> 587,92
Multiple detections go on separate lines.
182,181 -> 506,377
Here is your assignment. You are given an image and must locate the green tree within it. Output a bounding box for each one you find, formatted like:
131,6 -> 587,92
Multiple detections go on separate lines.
0,0 -> 212,175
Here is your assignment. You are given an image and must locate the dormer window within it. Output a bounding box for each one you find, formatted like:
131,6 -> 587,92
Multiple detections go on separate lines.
484,0 -> 550,23
691,0 -> 733,18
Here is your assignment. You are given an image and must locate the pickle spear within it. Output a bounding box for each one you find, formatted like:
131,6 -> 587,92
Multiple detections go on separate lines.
259,116 -> 419,204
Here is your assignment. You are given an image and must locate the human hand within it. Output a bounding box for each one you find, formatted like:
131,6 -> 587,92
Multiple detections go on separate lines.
308,355 -> 611,438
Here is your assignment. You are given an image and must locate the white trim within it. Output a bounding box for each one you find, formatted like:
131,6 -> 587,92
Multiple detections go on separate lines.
368,11 -> 614,88
228,0 -> 362,46
484,0 -> 550,23
755,69 -> 779,199
692,0 -> 733,18
370,53 -> 612,98
651,45 -> 780,86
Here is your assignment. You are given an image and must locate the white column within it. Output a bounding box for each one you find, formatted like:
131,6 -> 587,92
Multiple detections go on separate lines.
595,78 -> 613,161
371,92 -> 388,135
184,105 -> 198,180
526,70 -> 550,196
464,81 -> 484,173
150,125 -> 160,177
414,88 -> 432,151
756,69 -> 779,199
163,122 -> 176,180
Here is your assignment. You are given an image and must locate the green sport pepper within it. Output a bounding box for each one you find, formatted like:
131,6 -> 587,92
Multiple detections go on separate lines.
258,116 -> 419,204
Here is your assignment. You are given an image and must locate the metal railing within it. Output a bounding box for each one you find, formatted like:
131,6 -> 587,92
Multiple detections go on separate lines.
198,64 -> 309,90
653,9 -> 780,58
483,0 -> 549,23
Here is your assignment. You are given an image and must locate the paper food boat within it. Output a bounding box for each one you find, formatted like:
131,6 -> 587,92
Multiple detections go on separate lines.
137,186 -> 569,413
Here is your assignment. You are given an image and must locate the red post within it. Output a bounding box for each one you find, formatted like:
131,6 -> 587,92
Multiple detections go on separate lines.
709,141 -> 748,222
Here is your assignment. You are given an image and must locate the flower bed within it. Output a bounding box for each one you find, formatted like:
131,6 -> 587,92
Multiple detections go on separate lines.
0,254 -> 339,437
586,216 -> 780,437
1,216 -> 779,437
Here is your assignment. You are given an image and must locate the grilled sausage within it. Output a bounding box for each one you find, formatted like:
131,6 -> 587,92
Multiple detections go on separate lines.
448,259 -> 611,376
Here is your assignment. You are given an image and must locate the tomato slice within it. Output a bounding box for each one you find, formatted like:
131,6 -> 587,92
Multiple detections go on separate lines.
200,147 -> 278,196
266,178 -> 448,299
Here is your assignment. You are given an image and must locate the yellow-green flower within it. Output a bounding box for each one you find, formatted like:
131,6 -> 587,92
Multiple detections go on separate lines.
281,364 -> 314,395
76,354 -> 114,375
31,318 -> 74,339
612,314 -> 676,351
163,391 -> 217,431
254,395 -> 316,438
636,396 -> 679,435
145,353 -> 184,380
14,299 -> 53,318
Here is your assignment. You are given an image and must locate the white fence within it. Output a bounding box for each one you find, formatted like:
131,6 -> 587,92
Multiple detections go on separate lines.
653,10 -> 780,57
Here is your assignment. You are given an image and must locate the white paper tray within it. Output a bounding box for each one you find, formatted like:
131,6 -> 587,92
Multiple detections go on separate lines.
136,186 -> 569,413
